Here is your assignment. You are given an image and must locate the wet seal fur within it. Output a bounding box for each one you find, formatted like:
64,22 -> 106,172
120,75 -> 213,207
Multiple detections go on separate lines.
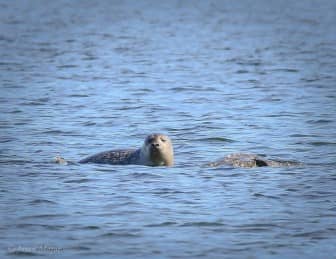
206,153 -> 301,168
78,133 -> 174,166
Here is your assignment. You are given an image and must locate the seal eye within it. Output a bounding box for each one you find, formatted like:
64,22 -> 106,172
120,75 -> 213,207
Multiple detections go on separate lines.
146,137 -> 154,144
160,138 -> 166,142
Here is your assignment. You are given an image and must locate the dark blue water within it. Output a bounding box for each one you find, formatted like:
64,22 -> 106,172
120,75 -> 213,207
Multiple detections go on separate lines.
1,0 -> 336,258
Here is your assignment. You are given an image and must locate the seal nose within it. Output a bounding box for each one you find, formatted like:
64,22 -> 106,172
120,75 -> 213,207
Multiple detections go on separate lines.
151,143 -> 160,148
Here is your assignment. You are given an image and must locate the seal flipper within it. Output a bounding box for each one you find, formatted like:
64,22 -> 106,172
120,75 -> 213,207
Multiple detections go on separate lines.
54,154 -> 78,165
54,155 -> 68,165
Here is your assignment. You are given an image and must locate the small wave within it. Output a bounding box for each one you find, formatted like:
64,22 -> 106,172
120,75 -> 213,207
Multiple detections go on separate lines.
7,109 -> 22,114
289,134 -> 318,137
20,214 -> 68,220
81,225 -> 100,230
0,159 -> 30,165
145,222 -> 177,227
309,141 -> 336,146
21,101 -> 48,106
29,199 -> 57,205
301,77 -> 319,82
41,129 -> 78,136
119,105 -> 146,110
63,178 -> 93,183
270,68 -> 299,73
0,122 -> 10,129
0,61 -> 22,66
150,189 -> 186,195
236,69 -> 249,74
131,172 -> 164,179
81,121 -> 96,126
236,223 -> 280,232
136,88 -> 153,92
0,35 -> 15,42
99,232 -> 141,238
170,86 -> 217,92
57,64 -> 78,69
292,229 -> 329,238
67,94 -> 89,98
0,136 -> 17,143
69,245 -> 91,251
307,119 -> 333,124
198,137 -> 235,143
253,193 -> 280,199
114,47 -> 131,53
180,222 -> 226,227
16,223 -> 64,230
103,201 -> 141,208
42,130 -> 67,134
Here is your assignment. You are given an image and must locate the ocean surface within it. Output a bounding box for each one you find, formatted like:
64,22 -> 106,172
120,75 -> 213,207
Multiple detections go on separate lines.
1,0 -> 336,258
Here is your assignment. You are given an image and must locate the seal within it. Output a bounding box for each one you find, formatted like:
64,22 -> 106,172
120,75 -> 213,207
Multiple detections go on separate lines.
79,133 -> 174,166
206,153 -> 301,168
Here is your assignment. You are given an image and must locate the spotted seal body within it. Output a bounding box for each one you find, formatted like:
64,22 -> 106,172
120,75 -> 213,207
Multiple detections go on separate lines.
207,153 -> 301,168
79,133 -> 174,166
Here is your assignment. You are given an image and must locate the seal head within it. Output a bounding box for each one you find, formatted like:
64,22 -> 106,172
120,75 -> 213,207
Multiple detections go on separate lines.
141,133 -> 174,166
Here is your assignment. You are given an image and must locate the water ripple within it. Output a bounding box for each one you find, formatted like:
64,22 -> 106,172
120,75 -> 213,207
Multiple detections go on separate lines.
1,1 -> 335,258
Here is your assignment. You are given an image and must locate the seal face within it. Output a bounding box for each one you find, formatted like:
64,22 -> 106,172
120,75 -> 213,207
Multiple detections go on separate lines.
79,133 -> 174,167
142,133 -> 174,166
